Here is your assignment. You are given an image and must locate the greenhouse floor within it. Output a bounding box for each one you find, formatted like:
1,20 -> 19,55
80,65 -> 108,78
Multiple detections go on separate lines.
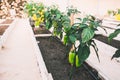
0,19 -> 50,80
86,17 -> 120,80
87,39 -> 120,80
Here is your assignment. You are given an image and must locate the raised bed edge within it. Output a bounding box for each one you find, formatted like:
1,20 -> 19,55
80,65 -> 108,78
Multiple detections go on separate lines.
0,19 -> 18,50
28,18 -> 53,80
86,39 -> 120,80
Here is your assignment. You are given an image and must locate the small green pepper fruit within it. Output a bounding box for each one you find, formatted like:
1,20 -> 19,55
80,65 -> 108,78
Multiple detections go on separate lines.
63,35 -> 68,45
75,55 -> 81,67
68,51 -> 75,65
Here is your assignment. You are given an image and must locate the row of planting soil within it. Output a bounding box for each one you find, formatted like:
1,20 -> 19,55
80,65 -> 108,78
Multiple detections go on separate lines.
0,19 -> 13,35
31,22 -> 101,80
95,34 -> 120,49
36,36 -> 101,80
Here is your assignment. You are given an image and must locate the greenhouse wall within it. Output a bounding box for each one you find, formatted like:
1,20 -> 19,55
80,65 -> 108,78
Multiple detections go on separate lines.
69,0 -> 98,16
29,0 -> 120,16
69,0 -> 120,16
27,0 -> 68,12
98,0 -> 120,16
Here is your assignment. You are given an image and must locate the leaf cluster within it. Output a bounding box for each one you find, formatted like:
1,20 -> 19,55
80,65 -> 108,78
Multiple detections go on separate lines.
25,2 -> 102,67
108,24 -> 120,60
44,5 -> 71,38
63,15 -> 101,65
24,2 -> 44,17
66,6 -> 80,16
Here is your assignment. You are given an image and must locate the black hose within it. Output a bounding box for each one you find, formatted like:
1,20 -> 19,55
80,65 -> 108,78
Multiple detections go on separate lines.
83,63 -> 100,80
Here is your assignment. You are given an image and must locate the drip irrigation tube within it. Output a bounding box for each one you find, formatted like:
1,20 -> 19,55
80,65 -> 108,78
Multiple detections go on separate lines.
83,63 -> 101,80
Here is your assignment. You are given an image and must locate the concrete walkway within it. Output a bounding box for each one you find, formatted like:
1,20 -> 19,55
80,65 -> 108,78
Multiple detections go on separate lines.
86,17 -> 120,80
86,39 -> 120,80
0,19 -> 42,80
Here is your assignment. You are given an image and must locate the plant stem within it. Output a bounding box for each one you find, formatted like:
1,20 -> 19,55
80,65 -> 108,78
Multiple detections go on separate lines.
69,44 -> 77,80
69,65 -> 74,80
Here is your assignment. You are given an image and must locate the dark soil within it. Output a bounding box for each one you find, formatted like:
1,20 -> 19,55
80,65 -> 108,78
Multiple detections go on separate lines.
29,18 -> 51,34
0,19 -> 13,35
1,19 -> 13,24
95,35 -> 120,49
32,21 -> 119,79
33,27 -> 51,34
0,25 -> 9,35
36,36 -> 101,80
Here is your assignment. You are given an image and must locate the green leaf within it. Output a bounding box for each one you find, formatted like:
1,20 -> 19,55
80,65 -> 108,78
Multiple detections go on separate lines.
100,26 -> 107,34
35,21 -> 40,26
90,15 -> 95,20
77,18 -> 82,21
72,23 -> 80,26
56,26 -> 62,35
63,25 -> 71,32
46,21 -> 52,29
82,18 -> 88,23
69,34 -> 76,43
77,45 -> 90,64
71,24 -> 78,29
62,21 -> 70,27
60,32 -> 63,40
117,24 -> 120,26
94,21 -> 100,28
45,12 -> 49,18
82,27 -> 95,43
80,24 -> 88,28
56,14 -> 61,19
91,41 -> 100,62
63,35 -> 69,45
111,49 -> 120,60
108,29 -> 120,42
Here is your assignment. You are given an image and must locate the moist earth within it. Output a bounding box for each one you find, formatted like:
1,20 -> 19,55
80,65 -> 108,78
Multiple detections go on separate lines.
0,19 -> 13,35
36,36 -> 101,80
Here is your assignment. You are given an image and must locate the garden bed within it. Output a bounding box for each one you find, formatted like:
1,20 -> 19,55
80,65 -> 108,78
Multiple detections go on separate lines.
36,36 -> 101,80
30,21 -> 120,80
29,18 -> 51,35
95,35 -> 120,49
1,19 -> 13,24
0,19 -> 13,35
0,25 -> 9,35
33,27 -> 51,34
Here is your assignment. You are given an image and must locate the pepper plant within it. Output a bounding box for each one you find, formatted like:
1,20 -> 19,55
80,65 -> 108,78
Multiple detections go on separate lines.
24,2 -> 45,27
66,6 -> 80,17
25,3 -> 104,79
108,24 -> 120,59
44,5 -> 71,39
45,12 -> 102,79
63,15 -> 101,67
63,15 -> 104,80
44,5 -> 101,67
